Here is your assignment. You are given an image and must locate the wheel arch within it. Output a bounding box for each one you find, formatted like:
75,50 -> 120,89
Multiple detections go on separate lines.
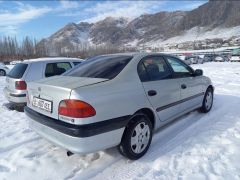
130,108 -> 156,130
207,85 -> 214,92
0,69 -> 6,75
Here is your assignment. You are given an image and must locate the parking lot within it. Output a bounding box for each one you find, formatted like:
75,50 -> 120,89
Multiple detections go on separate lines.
0,62 -> 240,180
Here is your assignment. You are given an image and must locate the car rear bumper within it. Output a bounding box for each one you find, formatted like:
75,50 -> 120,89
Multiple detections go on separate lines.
25,106 -> 129,154
3,87 -> 26,103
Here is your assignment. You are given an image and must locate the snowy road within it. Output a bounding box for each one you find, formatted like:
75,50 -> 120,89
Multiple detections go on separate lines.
1,62 -> 240,180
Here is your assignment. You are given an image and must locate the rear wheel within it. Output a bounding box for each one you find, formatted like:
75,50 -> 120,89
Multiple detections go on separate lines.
0,69 -> 6,76
200,88 -> 213,113
118,114 -> 153,160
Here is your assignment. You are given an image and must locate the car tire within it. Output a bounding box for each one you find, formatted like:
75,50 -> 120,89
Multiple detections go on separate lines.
0,69 -> 6,76
118,114 -> 153,160
200,88 -> 213,113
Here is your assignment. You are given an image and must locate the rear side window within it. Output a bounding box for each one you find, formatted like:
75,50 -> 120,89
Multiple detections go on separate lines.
65,55 -> 132,80
138,56 -> 171,82
7,63 -> 28,79
45,62 -> 72,77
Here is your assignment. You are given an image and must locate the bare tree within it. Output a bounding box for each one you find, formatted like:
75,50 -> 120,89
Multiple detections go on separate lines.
0,35 -> 137,62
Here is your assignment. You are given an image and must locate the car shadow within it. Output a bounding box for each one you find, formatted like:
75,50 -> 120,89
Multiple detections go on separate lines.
3,102 -> 25,112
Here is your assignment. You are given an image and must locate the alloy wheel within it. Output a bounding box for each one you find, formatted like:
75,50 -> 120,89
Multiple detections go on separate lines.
130,121 -> 150,154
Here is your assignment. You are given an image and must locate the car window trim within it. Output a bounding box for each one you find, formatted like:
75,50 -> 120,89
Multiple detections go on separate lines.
137,55 -> 173,82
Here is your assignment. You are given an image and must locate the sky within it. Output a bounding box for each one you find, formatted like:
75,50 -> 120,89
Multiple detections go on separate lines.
0,0 -> 207,41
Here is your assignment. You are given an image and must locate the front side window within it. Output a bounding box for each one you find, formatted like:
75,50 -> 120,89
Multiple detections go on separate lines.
45,62 -> 71,77
166,56 -> 193,78
138,56 -> 171,82
64,55 -> 132,80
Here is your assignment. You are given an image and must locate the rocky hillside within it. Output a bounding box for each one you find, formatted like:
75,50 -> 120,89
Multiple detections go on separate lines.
182,0 -> 240,29
40,0 -> 240,53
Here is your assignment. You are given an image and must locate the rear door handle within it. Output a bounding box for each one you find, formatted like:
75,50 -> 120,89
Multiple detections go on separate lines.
148,90 -> 157,96
181,84 -> 187,89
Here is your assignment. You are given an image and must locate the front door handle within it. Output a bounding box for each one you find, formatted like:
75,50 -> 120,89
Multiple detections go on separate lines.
148,90 -> 157,96
181,84 -> 187,89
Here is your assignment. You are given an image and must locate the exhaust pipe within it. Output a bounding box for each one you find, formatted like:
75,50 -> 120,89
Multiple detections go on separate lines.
67,151 -> 74,156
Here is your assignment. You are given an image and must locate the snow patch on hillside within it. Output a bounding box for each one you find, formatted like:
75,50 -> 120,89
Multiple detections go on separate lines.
146,26 -> 240,47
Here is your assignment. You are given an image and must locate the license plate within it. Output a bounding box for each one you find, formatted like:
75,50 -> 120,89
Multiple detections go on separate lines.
32,97 -> 52,112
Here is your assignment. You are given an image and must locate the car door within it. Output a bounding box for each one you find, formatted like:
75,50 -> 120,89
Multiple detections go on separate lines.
165,56 -> 204,112
138,56 -> 182,122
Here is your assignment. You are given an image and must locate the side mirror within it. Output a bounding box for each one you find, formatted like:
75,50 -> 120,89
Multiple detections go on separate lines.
194,69 -> 203,76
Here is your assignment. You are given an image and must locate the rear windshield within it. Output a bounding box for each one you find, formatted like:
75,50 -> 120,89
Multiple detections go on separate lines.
64,55 -> 132,80
7,63 -> 28,79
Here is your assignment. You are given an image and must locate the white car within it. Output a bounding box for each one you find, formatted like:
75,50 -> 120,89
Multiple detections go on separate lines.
177,55 -> 186,61
25,53 -> 214,160
185,56 -> 203,64
177,55 -> 191,65
0,63 -> 10,76
197,57 -> 204,64
230,55 -> 240,62
183,59 -> 192,65
214,56 -> 225,62
10,60 -> 22,65
4,57 -> 83,104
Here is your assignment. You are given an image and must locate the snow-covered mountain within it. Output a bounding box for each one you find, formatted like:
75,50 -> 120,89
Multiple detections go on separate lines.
40,0 -> 240,52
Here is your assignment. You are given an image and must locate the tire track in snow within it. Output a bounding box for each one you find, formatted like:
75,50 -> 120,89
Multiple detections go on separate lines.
0,137 -> 41,154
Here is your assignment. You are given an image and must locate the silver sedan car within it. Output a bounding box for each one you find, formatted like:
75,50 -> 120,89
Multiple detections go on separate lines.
25,53 -> 214,160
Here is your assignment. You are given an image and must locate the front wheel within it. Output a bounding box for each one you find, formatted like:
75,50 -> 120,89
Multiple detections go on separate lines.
200,88 -> 213,113
0,69 -> 6,76
118,114 -> 153,160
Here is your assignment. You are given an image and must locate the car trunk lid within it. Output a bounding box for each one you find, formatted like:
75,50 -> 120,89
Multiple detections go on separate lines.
5,76 -> 17,92
27,76 -> 108,120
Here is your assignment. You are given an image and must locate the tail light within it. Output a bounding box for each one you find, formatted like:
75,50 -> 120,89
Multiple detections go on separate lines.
58,99 -> 96,118
15,80 -> 27,90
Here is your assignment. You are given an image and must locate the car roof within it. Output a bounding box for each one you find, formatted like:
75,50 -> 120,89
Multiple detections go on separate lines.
22,57 -> 83,64
92,52 -> 177,59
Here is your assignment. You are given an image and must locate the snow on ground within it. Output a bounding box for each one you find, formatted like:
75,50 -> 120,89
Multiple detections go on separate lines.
1,62 -> 240,180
